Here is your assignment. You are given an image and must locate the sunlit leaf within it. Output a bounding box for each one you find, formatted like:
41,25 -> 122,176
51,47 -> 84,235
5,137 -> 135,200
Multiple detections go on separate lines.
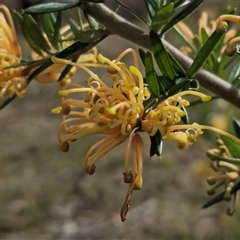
150,30 -> 175,80
189,30 -> 224,77
161,0 -> 203,35
151,3 -> 174,32
221,135 -> 240,159
145,52 -> 160,97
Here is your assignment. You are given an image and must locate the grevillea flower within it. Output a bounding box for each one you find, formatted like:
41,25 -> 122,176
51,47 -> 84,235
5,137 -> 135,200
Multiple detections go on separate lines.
0,5 -> 27,100
52,49 -> 150,220
206,139 -> 240,215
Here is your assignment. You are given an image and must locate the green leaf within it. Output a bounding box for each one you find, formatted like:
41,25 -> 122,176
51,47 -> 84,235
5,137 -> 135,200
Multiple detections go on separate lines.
181,105 -> 189,124
13,11 -> 43,56
221,135 -> 240,159
76,29 -> 109,43
54,12 -> 63,50
229,58 -> 240,83
69,18 -> 80,36
147,0 -> 159,12
58,55 -> 79,82
173,26 -> 196,54
150,30 -> 175,80
150,130 -> 163,157
144,0 -> 154,21
23,13 -> 52,54
167,50 -> 186,76
167,78 -> 190,96
161,0 -> 203,35
138,48 -> 146,65
151,3 -> 174,32
115,0 -> 149,26
157,76 -> 167,96
189,30 -> 224,77
232,118 -> 240,139
24,0 -> 81,14
43,13 -> 62,51
144,52 -> 160,97
173,0 -> 191,11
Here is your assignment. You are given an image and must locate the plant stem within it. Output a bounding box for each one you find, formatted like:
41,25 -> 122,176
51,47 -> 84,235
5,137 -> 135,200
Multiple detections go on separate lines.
83,3 -> 240,109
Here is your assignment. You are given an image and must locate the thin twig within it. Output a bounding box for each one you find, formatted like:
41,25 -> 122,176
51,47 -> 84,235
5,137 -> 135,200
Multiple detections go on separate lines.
83,3 -> 240,109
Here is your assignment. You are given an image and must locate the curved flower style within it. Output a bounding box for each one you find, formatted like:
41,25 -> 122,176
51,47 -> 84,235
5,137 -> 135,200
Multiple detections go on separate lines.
0,5 -> 27,100
206,139 -> 240,216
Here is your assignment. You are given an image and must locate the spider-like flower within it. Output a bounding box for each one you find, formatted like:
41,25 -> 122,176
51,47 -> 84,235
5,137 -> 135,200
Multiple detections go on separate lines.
206,139 -> 240,216
52,48 -> 150,221
0,5 -> 27,100
52,48 -> 149,192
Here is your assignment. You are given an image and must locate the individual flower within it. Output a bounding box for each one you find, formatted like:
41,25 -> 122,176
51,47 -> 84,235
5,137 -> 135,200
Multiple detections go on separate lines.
205,139 -> 240,216
141,90 -> 240,151
52,48 -> 150,220
0,5 -> 27,100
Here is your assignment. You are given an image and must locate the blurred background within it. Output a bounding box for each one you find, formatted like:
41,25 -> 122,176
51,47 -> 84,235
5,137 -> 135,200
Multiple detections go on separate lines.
1,1 -> 240,239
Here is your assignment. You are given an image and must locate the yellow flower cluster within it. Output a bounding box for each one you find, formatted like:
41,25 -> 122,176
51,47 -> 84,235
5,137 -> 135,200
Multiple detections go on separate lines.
0,5 -> 26,100
0,5 -> 98,101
